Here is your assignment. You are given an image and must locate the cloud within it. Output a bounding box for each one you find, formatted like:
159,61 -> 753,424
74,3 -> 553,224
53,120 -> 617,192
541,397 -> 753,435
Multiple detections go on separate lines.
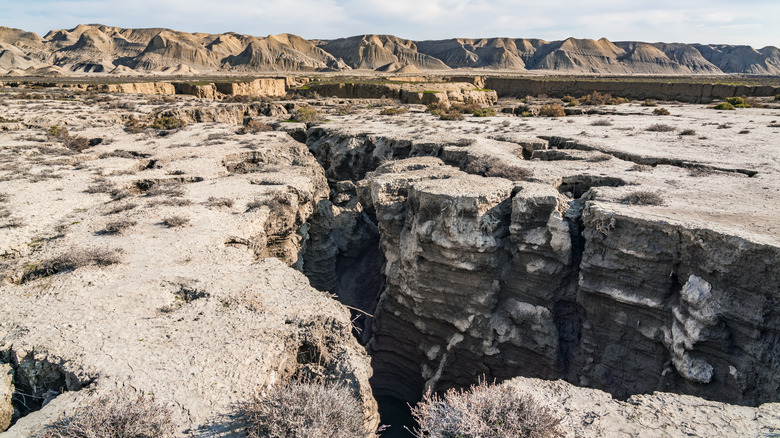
1,0 -> 778,47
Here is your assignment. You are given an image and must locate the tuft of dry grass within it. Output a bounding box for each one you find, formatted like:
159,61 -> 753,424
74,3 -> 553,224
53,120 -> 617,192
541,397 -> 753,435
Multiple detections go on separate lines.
621,191 -> 664,206
101,220 -> 136,235
161,216 -> 189,228
41,389 -> 175,438
645,124 -> 674,132
678,129 -> 696,136
240,379 -> 372,438
206,197 -> 234,208
238,120 -> 273,134
18,248 -> 122,284
412,380 -> 561,438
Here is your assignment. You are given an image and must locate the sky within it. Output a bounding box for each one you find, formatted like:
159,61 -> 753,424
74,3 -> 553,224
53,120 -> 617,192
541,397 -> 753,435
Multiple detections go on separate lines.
1,0 -> 779,48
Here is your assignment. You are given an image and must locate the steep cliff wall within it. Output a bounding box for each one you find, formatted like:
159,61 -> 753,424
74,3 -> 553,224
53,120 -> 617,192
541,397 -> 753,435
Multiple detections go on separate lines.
301,122 -> 780,410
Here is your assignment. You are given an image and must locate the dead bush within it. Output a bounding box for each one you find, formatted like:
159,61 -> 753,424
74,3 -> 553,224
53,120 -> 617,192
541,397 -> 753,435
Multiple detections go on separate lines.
678,129 -> 696,136
150,117 -> 186,131
412,380 -> 561,438
240,379 -> 372,438
41,389 -> 174,438
439,111 -> 465,121
653,107 -> 670,116
161,215 -> 189,228
238,120 -> 273,134
18,248 -> 122,284
145,182 -> 185,198
105,202 -> 137,215
591,119 -> 613,126
379,107 -> 409,116
207,197 -> 234,208
101,220 -> 136,235
645,123 -> 675,132
621,191 -> 664,206
84,180 -> 116,194
539,104 -> 565,117
580,91 -> 613,106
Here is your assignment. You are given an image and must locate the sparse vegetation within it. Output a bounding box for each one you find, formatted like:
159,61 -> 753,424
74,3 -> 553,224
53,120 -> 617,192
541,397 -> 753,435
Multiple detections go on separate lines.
41,389 -> 175,438
621,191 -> 664,206
412,380 -> 561,438
678,129 -> 696,136
472,107 -> 496,117
240,379 -> 372,438
645,123 -> 675,132
101,220 -> 136,235
652,107 -> 670,116
161,215 -> 189,228
291,105 -> 323,124
238,120 -> 273,134
641,100 -> 658,107
206,196 -> 234,208
439,111 -> 465,121
150,117 -> 187,131
379,107 -> 409,116
591,119 -> 613,126
17,248 -> 122,284
580,91 -> 627,106
538,104 -> 565,117
46,125 -> 92,152
714,102 -> 736,110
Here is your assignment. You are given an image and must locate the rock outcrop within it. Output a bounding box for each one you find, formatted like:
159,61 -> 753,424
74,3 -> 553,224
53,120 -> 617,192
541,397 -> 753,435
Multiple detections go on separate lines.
1,24 -> 779,75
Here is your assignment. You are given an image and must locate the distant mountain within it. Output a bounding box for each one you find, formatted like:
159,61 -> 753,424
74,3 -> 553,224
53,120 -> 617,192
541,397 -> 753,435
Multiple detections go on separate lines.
0,24 -> 778,76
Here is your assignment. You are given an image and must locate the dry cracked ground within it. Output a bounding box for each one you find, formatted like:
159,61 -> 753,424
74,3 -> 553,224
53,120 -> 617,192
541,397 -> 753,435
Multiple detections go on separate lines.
0,85 -> 779,437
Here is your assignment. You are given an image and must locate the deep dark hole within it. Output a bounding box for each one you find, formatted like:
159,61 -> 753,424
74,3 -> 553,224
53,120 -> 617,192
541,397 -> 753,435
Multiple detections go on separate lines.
377,396 -> 417,437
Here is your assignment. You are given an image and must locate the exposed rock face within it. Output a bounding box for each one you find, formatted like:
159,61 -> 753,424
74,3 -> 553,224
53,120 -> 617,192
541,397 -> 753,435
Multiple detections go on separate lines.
0,364 -> 13,432
319,35 -> 449,70
1,24 -> 779,75
299,107 -> 780,414
301,82 -> 498,106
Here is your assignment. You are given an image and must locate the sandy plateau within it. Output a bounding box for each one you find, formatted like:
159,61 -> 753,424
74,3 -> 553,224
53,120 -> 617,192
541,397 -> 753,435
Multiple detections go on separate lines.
0,83 -> 779,437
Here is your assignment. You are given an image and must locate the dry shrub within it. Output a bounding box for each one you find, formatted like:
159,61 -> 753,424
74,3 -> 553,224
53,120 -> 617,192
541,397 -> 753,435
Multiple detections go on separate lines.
472,107 -> 496,117
238,120 -> 273,134
439,111 -> 465,121
645,123 -> 675,132
580,91 -> 613,106
622,191 -> 664,206
641,100 -> 658,107
161,216 -> 189,228
240,379 -> 371,438
46,126 -> 92,152
465,156 -> 533,181
145,182 -> 185,198
538,104 -> 565,117
412,380 -> 561,438
102,220 -> 136,235
450,102 -> 481,114
291,105 -> 322,123
150,117 -> 186,130
591,119 -> 613,126
379,107 -> 409,116
18,248 -> 122,284
678,129 -> 696,136
653,107 -> 670,116
41,389 -> 174,438
206,196 -> 234,208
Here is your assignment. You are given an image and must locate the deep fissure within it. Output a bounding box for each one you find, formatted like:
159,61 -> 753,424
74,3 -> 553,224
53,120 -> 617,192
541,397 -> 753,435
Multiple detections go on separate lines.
289,123 -> 779,432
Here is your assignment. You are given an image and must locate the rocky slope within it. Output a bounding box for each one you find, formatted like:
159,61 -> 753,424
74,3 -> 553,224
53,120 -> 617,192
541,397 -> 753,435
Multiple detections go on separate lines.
1,24 -> 779,75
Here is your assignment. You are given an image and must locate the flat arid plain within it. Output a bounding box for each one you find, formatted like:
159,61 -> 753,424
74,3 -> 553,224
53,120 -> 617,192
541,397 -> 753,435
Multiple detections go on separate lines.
1,24 -> 780,438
